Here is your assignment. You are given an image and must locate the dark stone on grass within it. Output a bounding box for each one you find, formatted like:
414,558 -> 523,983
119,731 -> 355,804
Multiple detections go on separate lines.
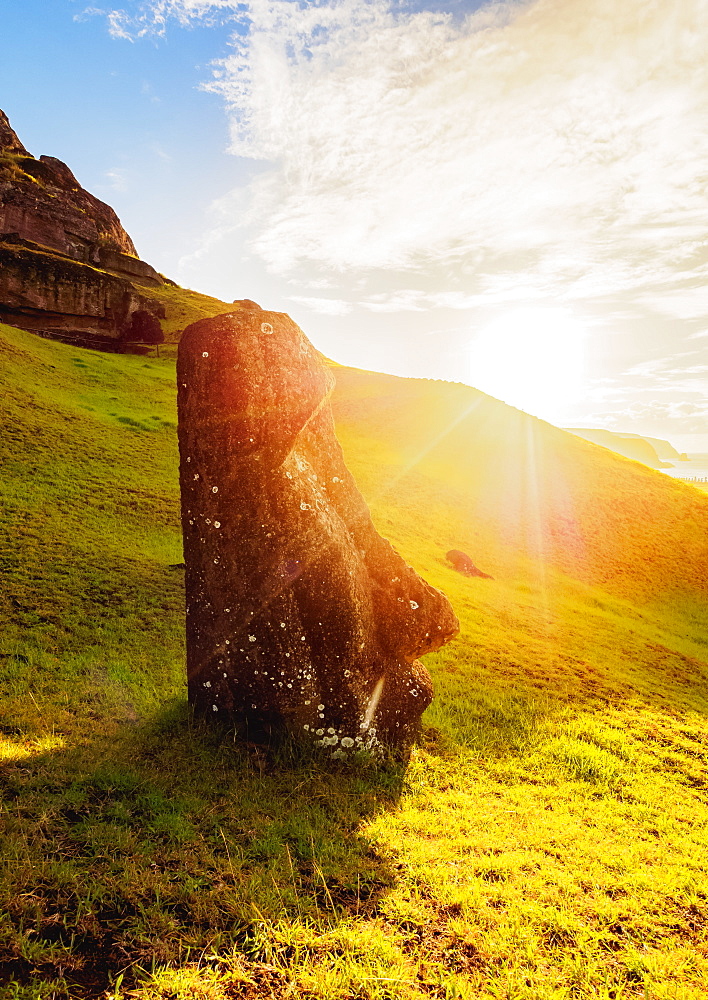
177,310 -> 459,755
446,549 -> 493,579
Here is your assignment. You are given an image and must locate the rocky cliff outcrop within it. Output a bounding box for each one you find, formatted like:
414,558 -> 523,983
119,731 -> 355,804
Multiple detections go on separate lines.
177,310 -> 459,753
0,109 -> 138,264
0,236 -> 165,347
0,109 -> 166,348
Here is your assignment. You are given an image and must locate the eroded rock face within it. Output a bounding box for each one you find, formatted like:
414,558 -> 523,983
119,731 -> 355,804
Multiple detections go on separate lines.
0,110 -> 29,155
0,109 -> 137,262
0,237 -> 165,348
177,310 -> 459,754
0,110 -> 166,348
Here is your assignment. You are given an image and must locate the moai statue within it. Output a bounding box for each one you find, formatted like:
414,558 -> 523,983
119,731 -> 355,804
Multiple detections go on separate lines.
177,309 -> 458,755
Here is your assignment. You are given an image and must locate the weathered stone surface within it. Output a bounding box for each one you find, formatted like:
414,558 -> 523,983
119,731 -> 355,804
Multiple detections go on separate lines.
0,110 -> 29,155
0,110 -> 167,348
446,549 -> 493,579
0,237 -> 165,347
177,310 -> 459,754
0,110 -> 139,264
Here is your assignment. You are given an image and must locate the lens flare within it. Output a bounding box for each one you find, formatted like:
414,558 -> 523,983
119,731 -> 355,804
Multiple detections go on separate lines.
468,307 -> 587,423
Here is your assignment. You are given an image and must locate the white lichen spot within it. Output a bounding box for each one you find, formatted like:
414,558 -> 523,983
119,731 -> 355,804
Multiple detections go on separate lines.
280,622 -> 286,628
214,521 -> 221,528
303,724 -> 310,731
410,600 -> 419,610
391,577 -> 399,583
317,704 -> 324,711
316,729 -> 325,736
327,727 -> 335,735
248,635 -> 256,642
193,473 -> 200,480
301,636 -> 306,642
186,457 -> 191,463
225,608 -> 230,613
212,704 -> 218,711
202,351 -> 209,358
261,322 -> 273,334
300,503 -> 311,511
203,681 -> 211,688
341,737 -> 355,748
332,477 -> 340,483
212,486 -> 218,493
206,519 -> 211,525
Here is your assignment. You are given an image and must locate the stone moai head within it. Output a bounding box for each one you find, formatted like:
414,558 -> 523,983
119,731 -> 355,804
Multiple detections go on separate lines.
177,309 -> 459,756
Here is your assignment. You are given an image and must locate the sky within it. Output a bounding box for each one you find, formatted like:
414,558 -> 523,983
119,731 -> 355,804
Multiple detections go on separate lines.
2,0 -> 707,450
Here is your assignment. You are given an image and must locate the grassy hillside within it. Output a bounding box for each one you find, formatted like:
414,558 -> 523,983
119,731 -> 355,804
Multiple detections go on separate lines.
1,320 -> 707,1000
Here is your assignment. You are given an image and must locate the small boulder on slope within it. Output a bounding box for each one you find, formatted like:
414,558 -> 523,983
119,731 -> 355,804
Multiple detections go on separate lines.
446,549 -> 493,579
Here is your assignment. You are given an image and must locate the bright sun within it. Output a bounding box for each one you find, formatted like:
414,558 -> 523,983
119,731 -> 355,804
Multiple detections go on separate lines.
468,306 -> 587,422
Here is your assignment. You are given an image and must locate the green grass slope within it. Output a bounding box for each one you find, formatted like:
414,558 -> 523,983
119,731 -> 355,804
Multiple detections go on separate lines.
1,321 -> 707,1000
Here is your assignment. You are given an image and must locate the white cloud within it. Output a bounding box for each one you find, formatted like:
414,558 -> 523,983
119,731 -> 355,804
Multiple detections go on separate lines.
289,295 -> 352,315
105,167 -> 129,191
183,0 -> 708,294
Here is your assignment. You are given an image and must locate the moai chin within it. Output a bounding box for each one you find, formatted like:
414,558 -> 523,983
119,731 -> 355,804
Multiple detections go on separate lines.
177,310 -> 459,755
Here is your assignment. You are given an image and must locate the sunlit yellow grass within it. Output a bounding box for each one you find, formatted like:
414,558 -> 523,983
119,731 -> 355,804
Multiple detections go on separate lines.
0,320 -> 706,1000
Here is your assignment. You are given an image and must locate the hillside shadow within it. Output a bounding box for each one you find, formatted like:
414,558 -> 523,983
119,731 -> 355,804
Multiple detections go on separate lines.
0,702 -> 406,999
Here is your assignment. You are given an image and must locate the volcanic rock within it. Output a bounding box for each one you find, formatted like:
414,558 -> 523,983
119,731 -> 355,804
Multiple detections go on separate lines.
0,236 -> 165,349
446,549 -> 493,579
0,109 -> 166,347
0,109 -> 138,263
0,110 -> 29,156
177,310 -> 459,754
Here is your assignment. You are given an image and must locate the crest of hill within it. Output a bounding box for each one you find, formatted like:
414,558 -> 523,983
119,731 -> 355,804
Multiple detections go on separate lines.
329,366 -> 708,606
562,427 -> 674,468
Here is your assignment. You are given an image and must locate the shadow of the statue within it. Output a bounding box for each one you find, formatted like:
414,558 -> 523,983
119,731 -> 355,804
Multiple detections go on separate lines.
0,699 -> 408,998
